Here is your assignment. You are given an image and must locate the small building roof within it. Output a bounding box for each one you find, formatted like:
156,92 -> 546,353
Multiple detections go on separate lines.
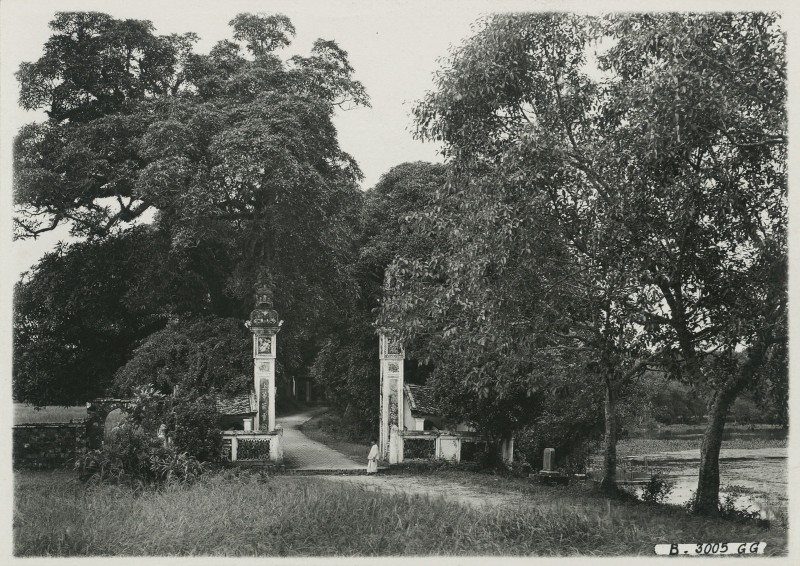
216,391 -> 256,416
404,384 -> 441,417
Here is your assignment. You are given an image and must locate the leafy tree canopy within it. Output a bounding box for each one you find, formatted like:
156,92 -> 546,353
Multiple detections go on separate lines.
14,11 -> 369,404
383,12 -> 785,504
113,317 -> 252,399
14,12 -> 367,300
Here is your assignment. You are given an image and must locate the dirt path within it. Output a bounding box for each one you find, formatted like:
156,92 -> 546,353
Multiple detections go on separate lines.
277,409 -> 363,471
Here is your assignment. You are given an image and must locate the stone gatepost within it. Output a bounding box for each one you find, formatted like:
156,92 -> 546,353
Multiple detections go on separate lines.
248,278 -> 281,432
379,333 -> 404,462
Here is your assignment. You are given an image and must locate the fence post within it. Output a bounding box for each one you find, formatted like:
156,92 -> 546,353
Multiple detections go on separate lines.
231,435 -> 238,462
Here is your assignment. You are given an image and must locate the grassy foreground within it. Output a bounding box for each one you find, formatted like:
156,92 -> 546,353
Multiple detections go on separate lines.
15,470 -> 786,557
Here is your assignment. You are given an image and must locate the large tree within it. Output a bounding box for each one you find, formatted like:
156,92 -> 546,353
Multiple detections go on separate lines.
386,13 -> 652,489
388,12 -> 785,510
14,12 -> 369,403
598,13 -> 787,514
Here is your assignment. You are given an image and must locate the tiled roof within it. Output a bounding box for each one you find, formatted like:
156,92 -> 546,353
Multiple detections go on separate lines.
404,384 -> 440,417
216,391 -> 256,415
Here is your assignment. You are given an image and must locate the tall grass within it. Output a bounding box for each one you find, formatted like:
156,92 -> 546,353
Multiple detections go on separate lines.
15,471 -> 786,556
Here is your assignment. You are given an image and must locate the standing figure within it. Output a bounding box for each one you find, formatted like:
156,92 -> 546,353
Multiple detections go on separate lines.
367,439 -> 379,475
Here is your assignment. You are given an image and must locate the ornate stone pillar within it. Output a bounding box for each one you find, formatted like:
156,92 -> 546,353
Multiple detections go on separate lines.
248,278 -> 281,432
378,333 -> 404,461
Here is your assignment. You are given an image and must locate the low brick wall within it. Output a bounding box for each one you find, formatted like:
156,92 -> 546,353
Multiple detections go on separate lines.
13,422 -> 87,469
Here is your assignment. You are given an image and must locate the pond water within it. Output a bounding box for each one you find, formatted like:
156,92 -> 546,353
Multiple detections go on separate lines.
627,453 -> 787,521
593,427 -> 788,521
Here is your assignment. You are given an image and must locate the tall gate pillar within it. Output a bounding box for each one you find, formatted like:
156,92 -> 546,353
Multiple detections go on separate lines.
248,276 -> 281,432
379,334 -> 404,462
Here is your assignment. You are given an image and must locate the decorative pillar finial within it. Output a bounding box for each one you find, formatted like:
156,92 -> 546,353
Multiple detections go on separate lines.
254,269 -> 274,309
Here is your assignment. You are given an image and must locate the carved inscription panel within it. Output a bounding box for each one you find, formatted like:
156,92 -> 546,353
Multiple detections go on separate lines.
254,336 -> 273,357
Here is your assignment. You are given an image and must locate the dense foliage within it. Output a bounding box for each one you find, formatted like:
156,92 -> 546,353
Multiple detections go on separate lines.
75,384 -> 220,486
124,384 -> 222,462
13,227 -> 200,406
113,317 -> 252,399
14,12 -> 368,404
310,162 -> 445,436
13,11 -> 787,519
381,12 -> 786,512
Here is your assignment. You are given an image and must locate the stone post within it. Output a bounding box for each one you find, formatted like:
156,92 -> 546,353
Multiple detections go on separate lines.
248,277 -> 281,432
542,447 -> 555,473
379,333 -> 404,461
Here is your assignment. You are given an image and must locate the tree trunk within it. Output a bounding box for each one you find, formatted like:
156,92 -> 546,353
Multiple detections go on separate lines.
693,331 -> 776,515
600,377 -> 618,494
694,386 -> 736,516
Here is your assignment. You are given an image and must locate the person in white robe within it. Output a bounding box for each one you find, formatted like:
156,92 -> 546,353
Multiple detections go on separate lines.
367,439 -> 379,474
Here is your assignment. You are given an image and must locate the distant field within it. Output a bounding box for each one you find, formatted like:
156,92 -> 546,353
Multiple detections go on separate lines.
617,436 -> 787,457
14,404 -> 86,424
618,424 -> 788,456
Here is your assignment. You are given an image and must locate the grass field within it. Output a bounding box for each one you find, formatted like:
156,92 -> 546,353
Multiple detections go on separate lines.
14,404 -> 86,424
14,470 -> 787,557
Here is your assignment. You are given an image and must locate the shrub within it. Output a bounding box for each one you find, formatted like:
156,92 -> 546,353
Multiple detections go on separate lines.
683,487 -> 767,526
113,317 -> 252,399
509,460 -> 533,477
639,472 -> 674,504
147,449 -> 205,484
126,385 -> 170,434
75,422 -> 204,487
169,394 -> 222,462
76,424 -> 156,484
122,384 -> 222,463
